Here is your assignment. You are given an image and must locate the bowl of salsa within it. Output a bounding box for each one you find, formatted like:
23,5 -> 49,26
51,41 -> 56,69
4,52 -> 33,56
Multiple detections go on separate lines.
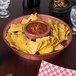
49,0 -> 72,17
24,21 -> 51,40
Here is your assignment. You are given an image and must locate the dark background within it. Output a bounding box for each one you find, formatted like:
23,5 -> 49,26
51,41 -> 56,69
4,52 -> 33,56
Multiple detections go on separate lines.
70,0 -> 76,2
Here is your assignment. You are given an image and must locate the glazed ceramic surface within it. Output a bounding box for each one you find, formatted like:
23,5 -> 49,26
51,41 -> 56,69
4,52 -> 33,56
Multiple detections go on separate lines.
24,21 -> 50,40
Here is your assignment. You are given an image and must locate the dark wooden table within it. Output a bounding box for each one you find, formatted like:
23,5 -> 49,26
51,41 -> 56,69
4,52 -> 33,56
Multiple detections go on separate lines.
0,0 -> 76,76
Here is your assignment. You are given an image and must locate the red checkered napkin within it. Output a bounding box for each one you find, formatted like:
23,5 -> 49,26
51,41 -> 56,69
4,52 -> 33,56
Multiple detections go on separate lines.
38,60 -> 76,76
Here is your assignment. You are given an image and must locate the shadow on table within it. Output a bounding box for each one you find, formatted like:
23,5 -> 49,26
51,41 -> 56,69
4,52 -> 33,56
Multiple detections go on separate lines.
0,46 -> 14,66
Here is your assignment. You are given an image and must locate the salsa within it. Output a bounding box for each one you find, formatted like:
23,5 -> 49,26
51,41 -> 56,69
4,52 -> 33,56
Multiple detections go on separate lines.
26,22 -> 47,34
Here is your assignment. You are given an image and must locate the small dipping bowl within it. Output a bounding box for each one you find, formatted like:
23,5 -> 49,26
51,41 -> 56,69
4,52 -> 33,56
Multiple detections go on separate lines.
24,21 -> 51,40
49,0 -> 72,18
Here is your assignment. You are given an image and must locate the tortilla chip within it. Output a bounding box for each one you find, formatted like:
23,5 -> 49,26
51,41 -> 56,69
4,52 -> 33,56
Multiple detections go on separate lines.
58,24 -> 65,30
36,36 -> 51,42
21,18 -> 29,25
53,39 -> 63,47
16,23 -> 23,27
11,32 -> 27,44
65,30 -> 70,40
36,42 -> 42,51
39,45 -> 53,54
11,32 -> 28,52
58,28 -> 65,40
53,30 -> 59,40
47,19 -> 54,29
5,32 -> 15,47
65,26 -> 69,32
54,24 -> 58,34
40,40 -> 50,49
53,20 -> 58,25
50,37 -> 55,45
28,13 -> 41,21
8,24 -> 23,33
66,31 -> 70,36
26,41 -> 40,54
15,43 -> 27,53
54,44 -> 63,51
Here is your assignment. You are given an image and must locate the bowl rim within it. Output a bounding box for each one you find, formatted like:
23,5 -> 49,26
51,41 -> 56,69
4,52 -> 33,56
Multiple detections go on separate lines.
24,21 -> 51,39
3,14 -> 72,57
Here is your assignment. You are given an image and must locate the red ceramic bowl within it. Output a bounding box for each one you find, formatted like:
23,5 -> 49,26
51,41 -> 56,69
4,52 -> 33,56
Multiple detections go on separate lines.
3,14 -> 72,60
24,21 -> 50,40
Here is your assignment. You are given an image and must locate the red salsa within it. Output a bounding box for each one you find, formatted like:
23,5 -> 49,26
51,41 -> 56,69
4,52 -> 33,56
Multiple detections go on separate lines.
26,22 -> 47,34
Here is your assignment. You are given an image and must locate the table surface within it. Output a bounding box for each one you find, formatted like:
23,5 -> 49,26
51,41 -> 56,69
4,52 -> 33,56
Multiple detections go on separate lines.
0,0 -> 76,76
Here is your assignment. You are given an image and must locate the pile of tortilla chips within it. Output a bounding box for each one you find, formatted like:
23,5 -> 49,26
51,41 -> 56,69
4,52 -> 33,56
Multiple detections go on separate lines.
6,13 -> 70,55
